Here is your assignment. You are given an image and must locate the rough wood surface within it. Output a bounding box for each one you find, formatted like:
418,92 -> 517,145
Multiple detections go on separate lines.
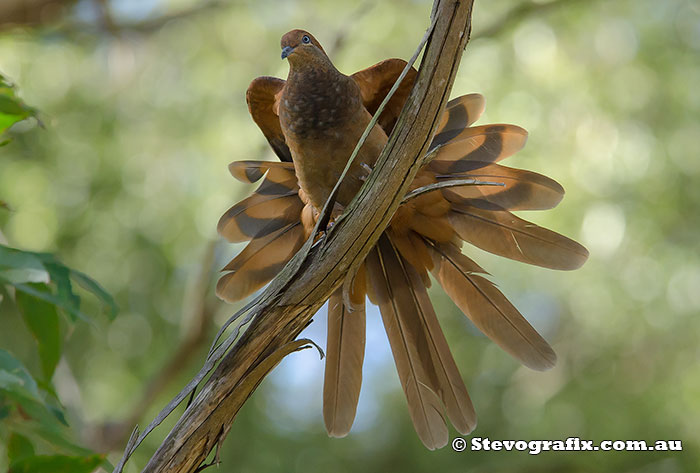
138,1 -> 474,471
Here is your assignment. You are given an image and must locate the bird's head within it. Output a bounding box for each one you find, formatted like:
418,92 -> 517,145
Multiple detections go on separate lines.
280,29 -> 328,65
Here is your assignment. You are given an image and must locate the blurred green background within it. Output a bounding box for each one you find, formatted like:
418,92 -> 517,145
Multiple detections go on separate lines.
1,0 -> 699,471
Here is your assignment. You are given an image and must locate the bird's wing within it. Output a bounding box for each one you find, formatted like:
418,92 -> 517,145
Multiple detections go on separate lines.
216,160 -> 306,302
350,58 -> 418,135
218,162 -> 301,243
246,76 -> 292,162
227,160 -> 295,183
429,124 -> 529,169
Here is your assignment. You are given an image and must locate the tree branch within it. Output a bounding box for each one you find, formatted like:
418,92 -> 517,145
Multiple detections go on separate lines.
116,1 -> 475,471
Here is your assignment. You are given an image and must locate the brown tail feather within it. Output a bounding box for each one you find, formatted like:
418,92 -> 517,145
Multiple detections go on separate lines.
367,234 -> 479,448
323,288 -> 366,437
438,162 -> 565,211
217,193 -> 302,243
216,222 -> 305,302
430,124 -> 528,170
388,237 -> 477,435
449,204 -> 589,270
366,239 -> 447,450
426,240 -> 557,371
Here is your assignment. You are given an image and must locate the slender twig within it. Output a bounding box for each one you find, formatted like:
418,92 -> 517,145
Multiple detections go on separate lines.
401,178 -> 504,203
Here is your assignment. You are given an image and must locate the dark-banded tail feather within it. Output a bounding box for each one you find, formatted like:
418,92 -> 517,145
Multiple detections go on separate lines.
437,162 -> 565,211
216,222 -> 305,302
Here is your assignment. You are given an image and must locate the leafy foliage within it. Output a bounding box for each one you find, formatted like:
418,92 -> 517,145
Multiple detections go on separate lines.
0,74 -> 38,144
0,245 -> 117,323
0,244 -> 116,470
1,76 -> 114,473
0,246 -> 116,470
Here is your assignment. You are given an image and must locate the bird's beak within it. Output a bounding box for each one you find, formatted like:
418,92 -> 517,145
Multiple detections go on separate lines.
281,46 -> 294,59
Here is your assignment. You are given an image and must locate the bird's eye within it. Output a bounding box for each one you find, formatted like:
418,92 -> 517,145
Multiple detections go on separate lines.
302,35 -> 311,44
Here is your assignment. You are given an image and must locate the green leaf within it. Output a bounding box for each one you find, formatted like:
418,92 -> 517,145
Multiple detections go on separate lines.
2,280 -> 92,325
70,269 -> 118,320
7,433 -> 35,465
0,246 -> 46,272
0,349 -> 42,403
0,350 -> 66,427
0,73 -> 37,136
0,402 -> 10,420
8,454 -> 104,473
0,244 -> 118,322
0,268 -> 50,285
43,262 -> 81,322
16,287 -> 62,380
9,420 -> 94,457
0,94 -> 28,115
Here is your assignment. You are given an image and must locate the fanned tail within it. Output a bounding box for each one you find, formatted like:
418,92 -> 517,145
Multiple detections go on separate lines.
449,203 -> 589,270
391,93 -> 590,371
216,161 -> 307,302
218,88 -> 589,448
426,240 -> 556,370
366,234 -> 476,449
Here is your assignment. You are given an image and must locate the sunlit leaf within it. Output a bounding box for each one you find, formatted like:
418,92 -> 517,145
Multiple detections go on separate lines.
0,268 -> 50,285
0,73 -> 37,136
